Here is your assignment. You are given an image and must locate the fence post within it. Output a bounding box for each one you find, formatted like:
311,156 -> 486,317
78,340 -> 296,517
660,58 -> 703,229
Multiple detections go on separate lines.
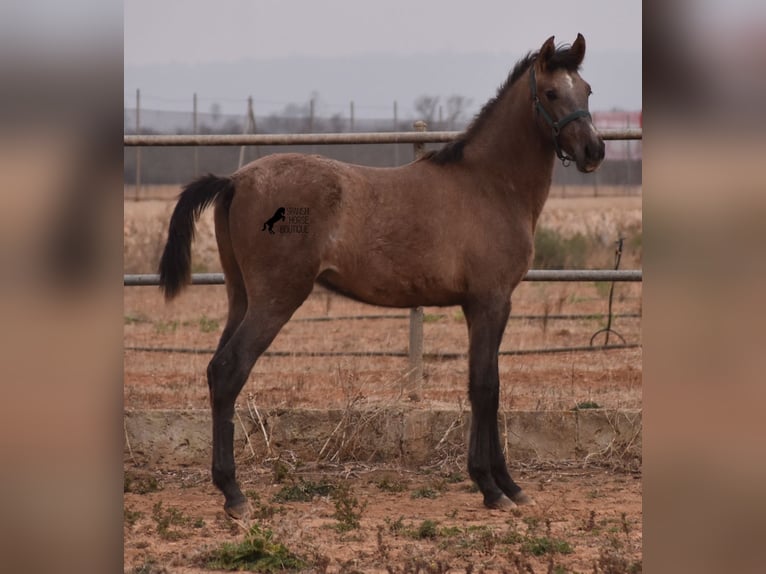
238,96 -> 254,169
350,100 -> 356,163
393,100 -> 399,166
135,89 -> 141,200
193,93 -> 199,176
407,120 -> 427,400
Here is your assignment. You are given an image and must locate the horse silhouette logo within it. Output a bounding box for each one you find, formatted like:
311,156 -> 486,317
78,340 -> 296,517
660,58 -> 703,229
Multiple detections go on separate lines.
262,207 -> 286,234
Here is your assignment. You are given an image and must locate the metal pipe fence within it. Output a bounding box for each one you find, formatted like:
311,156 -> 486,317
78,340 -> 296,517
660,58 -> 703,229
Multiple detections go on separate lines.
124,270 -> 641,287
123,128 -> 641,147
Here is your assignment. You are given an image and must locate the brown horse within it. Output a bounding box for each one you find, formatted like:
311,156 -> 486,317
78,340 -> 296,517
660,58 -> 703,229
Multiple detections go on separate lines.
158,34 -> 604,519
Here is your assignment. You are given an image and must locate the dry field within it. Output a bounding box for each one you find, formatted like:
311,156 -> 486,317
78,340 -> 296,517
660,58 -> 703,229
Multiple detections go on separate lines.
124,186 -> 642,573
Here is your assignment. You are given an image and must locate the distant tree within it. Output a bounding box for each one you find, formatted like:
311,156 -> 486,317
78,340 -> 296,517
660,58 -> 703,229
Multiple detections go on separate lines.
414,95 -> 440,125
222,118 -> 243,134
210,102 -> 222,125
445,95 -> 473,129
328,112 -> 344,133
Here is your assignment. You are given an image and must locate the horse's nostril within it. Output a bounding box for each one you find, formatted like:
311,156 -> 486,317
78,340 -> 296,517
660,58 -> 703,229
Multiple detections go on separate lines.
587,140 -> 605,161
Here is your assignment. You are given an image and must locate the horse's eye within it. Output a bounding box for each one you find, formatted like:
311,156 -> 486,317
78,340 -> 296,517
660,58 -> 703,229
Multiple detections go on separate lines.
545,89 -> 558,101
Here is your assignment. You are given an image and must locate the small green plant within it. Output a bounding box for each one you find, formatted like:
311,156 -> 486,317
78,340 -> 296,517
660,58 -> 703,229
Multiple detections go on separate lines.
124,313 -> 150,325
271,459 -> 290,483
534,227 -> 589,269
597,542 -> 641,574
151,501 -> 199,541
153,319 -> 179,335
375,477 -> 407,493
203,524 -> 305,572
243,488 -> 282,519
521,536 -> 574,556
411,486 -> 439,499
500,525 -> 524,545
475,527 -> 498,555
124,506 -> 143,527
198,315 -> 219,333
523,516 -> 541,533
386,515 -> 406,535
440,525 -> 462,537
415,520 -> 439,539
423,314 -> 443,323
573,400 -> 602,410
130,558 -> 162,574
273,479 -> 336,503
442,471 -> 466,484
124,472 -> 160,494
332,484 -> 365,532
594,281 -> 611,297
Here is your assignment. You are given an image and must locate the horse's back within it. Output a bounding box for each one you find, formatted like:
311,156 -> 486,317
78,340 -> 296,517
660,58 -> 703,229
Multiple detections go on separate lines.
223,152 -> 527,307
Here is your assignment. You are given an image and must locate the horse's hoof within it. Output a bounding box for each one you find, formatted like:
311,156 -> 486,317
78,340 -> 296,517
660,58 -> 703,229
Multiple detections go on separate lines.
485,493 -> 517,510
224,499 -> 251,520
511,490 -> 536,506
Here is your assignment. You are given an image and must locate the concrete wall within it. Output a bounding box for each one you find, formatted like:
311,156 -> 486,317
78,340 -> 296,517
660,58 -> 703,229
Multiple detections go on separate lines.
124,407 -> 642,469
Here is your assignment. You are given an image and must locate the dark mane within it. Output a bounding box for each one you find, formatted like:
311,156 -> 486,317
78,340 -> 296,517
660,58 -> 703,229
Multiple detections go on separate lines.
426,44 -> 582,165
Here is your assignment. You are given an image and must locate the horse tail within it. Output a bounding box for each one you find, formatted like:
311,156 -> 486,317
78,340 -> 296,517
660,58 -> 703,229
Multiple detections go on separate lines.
158,174 -> 235,300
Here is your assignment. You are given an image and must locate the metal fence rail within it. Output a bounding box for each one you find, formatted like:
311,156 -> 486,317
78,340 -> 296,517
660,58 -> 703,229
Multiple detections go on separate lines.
124,269 -> 642,287
123,128 -> 641,147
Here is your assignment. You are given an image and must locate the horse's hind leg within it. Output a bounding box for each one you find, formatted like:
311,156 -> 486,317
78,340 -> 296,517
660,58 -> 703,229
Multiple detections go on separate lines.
207,282 -> 312,518
464,297 -> 533,509
214,199 -> 248,354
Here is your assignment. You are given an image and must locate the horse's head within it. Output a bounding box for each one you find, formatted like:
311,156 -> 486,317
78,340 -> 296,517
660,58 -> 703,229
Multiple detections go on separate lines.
531,34 -> 605,173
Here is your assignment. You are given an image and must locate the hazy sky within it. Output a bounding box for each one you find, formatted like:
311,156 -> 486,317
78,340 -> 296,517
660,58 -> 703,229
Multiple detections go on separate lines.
124,1 -> 641,117
125,1 -> 641,65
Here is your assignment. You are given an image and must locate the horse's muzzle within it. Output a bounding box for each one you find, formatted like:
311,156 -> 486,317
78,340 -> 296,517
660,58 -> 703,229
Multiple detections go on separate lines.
577,137 -> 605,173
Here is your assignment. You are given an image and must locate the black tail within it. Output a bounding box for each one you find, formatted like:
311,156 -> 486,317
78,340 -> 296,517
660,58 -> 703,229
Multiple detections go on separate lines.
158,174 -> 234,300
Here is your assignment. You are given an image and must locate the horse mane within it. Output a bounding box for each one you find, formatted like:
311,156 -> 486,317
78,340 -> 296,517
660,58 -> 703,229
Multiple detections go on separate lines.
425,44 -> 583,165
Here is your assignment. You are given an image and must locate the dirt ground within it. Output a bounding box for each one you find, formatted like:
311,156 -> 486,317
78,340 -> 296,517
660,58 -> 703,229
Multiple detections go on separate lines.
124,189 -> 642,572
124,465 -> 642,573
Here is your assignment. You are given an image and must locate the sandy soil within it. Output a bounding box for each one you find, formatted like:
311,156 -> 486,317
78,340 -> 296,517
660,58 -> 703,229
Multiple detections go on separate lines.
124,465 -> 642,573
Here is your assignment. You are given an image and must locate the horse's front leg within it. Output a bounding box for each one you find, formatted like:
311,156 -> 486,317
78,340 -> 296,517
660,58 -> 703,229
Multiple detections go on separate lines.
463,297 -> 533,509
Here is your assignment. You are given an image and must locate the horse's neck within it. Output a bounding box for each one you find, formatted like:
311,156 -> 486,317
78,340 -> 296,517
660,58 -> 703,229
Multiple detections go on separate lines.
465,77 -> 555,226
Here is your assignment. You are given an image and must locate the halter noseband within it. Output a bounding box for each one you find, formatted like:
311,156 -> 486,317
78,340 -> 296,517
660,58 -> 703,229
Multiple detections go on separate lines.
529,64 -> 591,167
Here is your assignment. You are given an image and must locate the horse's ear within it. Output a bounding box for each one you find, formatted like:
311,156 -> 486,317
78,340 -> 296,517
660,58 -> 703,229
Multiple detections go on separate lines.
538,36 -> 556,70
570,33 -> 586,66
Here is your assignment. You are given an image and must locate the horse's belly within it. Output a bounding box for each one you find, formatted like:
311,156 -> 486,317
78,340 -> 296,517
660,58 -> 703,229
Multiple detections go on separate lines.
316,266 -> 463,308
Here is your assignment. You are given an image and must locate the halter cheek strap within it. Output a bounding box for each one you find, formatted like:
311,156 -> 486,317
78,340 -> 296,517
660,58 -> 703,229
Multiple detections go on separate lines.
529,65 -> 591,166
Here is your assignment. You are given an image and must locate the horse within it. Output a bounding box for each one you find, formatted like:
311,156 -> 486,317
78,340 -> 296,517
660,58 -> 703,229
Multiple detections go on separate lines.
261,207 -> 286,234
158,34 -> 604,519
